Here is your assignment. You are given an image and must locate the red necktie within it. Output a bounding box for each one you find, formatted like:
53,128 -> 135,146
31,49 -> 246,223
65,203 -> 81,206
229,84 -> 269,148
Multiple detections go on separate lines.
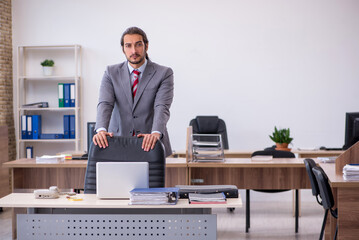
132,70 -> 140,98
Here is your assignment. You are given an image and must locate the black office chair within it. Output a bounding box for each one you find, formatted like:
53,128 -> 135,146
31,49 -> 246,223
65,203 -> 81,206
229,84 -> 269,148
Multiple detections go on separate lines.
246,150 -> 298,233
312,166 -> 338,240
304,158 -> 327,240
84,136 -> 166,194
189,116 -> 229,149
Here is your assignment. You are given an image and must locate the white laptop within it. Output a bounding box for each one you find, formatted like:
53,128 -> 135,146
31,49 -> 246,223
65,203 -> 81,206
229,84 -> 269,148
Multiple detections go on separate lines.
96,162 -> 149,199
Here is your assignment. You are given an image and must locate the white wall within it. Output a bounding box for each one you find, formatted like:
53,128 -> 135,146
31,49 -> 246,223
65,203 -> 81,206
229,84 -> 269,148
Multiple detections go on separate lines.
12,0 -> 359,152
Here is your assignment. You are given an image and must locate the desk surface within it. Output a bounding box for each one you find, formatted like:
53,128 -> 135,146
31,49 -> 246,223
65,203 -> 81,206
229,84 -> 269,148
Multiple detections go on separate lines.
172,149 -> 344,157
319,162 -> 359,188
4,157 -> 318,169
0,193 -> 242,209
189,158 -> 319,168
3,158 -> 187,168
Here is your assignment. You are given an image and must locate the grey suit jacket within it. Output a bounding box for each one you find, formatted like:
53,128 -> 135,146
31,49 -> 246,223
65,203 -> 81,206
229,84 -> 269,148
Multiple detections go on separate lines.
95,60 -> 174,156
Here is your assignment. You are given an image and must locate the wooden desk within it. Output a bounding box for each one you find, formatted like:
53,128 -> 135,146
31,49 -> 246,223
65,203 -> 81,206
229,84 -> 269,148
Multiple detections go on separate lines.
0,193 -> 242,209
188,158 -> 315,189
171,149 -> 344,159
0,193 -> 242,240
172,150 -> 254,158
293,149 -> 344,158
319,163 -> 359,240
3,158 -> 188,190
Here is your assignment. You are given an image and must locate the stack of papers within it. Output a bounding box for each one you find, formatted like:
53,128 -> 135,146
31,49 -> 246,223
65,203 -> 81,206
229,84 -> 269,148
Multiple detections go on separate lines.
189,192 -> 226,204
129,187 -> 179,205
318,157 -> 337,163
36,155 -> 65,163
343,164 -> 359,181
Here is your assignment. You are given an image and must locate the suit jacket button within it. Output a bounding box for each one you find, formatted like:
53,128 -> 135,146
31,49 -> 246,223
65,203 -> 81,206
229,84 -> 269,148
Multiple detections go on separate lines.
133,116 -> 137,119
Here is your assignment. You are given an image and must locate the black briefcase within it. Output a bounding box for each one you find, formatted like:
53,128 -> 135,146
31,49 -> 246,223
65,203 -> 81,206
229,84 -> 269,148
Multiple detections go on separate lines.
175,185 -> 238,199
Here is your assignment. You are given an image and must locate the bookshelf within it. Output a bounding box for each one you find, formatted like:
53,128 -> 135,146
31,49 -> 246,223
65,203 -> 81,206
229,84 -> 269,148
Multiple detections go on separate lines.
16,45 -> 82,159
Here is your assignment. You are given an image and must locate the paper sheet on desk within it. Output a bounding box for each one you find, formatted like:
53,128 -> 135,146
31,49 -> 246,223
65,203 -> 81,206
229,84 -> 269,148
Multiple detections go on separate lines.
36,155 -> 65,163
297,147 -> 318,151
317,157 -> 336,163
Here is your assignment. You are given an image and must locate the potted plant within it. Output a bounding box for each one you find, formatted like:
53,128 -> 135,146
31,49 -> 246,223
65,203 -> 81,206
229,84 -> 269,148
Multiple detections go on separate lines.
269,126 -> 293,151
41,59 -> 55,76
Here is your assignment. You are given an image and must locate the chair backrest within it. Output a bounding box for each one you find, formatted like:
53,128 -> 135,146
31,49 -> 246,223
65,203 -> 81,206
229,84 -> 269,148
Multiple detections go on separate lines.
312,166 -> 335,210
189,116 -> 229,149
303,158 -> 321,197
251,149 -> 295,158
84,136 -> 166,194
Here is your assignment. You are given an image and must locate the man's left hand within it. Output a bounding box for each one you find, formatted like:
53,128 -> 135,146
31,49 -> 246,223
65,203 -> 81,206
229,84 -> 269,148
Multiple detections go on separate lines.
137,132 -> 161,152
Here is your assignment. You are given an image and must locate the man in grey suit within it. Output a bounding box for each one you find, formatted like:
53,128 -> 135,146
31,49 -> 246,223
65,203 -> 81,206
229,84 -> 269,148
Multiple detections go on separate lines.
93,27 -> 174,156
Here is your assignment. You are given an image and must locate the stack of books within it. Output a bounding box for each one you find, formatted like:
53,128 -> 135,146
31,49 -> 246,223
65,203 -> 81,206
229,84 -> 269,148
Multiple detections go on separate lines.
129,187 -> 179,205
188,192 -> 226,204
343,164 -> 359,180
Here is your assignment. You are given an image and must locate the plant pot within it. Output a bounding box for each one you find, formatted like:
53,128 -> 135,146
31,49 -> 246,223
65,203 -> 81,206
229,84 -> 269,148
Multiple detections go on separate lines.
42,66 -> 54,76
275,143 -> 291,151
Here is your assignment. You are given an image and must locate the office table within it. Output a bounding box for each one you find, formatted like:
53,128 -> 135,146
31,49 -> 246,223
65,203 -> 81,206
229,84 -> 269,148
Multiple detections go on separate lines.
319,163 -> 359,240
0,193 -> 242,240
171,149 -> 344,159
292,149 -> 344,158
188,158 -> 315,189
3,158 -> 188,190
188,158 -> 318,233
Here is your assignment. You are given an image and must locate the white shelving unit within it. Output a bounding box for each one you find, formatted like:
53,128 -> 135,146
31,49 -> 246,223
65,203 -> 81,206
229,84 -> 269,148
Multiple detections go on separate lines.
16,45 -> 82,159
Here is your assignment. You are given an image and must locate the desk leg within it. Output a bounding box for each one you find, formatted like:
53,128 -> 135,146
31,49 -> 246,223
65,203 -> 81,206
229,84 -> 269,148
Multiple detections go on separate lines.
325,187 -> 337,240
12,207 -> 26,240
292,189 -> 301,217
188,167 -> 192,185
246,189 -> 250,232
295,189 -> 299,233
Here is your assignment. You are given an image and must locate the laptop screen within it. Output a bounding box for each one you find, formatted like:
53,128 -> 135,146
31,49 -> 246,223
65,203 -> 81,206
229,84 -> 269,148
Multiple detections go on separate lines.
96,162 -> 149,199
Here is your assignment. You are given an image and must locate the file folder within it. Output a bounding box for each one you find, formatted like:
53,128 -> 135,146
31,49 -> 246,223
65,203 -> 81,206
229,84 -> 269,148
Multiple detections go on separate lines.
58,83 -> 64,107
129,187 -> 179,205
32,115 -> 42,139
63,115 -> 70,139
64,83 -> 70,107
27,115 -> 33,139
70,115 -> 75,139
21,115 -> 27,139
40,134 -> 64,139
70,83 -> 75,107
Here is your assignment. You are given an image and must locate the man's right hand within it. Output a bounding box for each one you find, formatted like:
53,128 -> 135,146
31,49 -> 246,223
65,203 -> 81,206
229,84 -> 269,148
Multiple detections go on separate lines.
93,131 -> 113,148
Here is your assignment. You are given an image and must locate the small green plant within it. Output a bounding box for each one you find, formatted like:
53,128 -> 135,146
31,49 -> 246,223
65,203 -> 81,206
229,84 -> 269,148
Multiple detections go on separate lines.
41,59 -> 55,67
269,126 -> 293,144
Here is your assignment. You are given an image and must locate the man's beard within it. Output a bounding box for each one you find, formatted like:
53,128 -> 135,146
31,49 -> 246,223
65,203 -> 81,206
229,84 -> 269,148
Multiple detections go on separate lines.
128,54 -> 145,65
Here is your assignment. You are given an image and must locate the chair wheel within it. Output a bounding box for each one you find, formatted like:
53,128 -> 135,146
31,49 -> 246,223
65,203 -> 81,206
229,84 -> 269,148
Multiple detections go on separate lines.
228,208 -> 235,212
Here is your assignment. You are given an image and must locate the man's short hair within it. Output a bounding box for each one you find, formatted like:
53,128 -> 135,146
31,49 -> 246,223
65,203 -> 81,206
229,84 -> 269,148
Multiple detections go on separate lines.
121,27 -> 149,59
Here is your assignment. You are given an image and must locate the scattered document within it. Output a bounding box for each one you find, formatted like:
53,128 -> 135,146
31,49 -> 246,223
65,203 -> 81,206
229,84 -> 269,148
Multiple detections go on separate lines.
36,155 -> 65,163
251,155 -> 273,161
318,157 -> 337,163
297,147 -> 318,151
189,192 -> 226,204
343,164 -> 359,181
129,187 -> 179,205
192,140 -> 220,147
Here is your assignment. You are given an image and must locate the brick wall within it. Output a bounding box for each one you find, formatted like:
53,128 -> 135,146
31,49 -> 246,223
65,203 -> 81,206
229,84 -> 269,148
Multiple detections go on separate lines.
0,0 -> 16,161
